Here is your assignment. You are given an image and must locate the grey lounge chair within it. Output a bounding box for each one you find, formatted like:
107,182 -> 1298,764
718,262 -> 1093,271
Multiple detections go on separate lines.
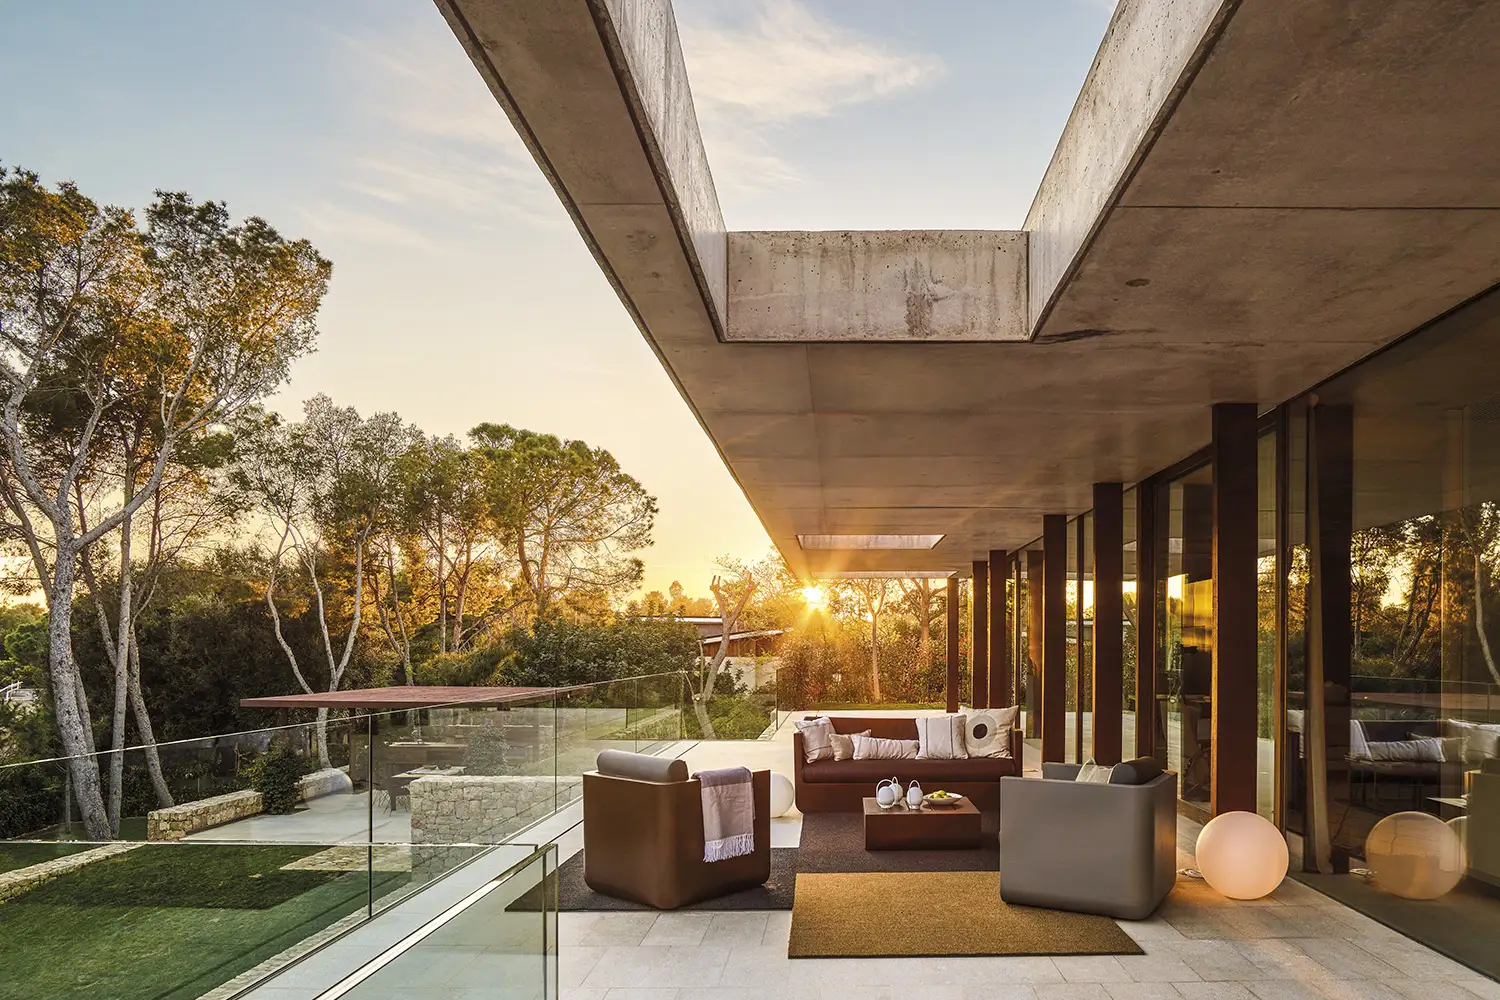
998,761 -> 1178,919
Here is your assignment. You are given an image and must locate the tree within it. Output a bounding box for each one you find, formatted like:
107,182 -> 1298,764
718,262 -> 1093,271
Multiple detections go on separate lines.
841,578 -> 896,702
0,169 -> 328,837
473,424 -> 655,616
238,397 -> 416,766
691,571 -> 756,739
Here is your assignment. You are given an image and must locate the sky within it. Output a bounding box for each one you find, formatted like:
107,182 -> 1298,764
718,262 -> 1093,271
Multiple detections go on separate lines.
0,0 -> 1114,599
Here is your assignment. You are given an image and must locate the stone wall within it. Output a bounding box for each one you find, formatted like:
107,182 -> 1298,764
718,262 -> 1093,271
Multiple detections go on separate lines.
146,767 -> 350,840
0,843 -> 138,902
409,774 -> 582,844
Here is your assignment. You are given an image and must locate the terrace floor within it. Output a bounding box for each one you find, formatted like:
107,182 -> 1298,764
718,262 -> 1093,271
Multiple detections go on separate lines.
252,715 -> 1498,1000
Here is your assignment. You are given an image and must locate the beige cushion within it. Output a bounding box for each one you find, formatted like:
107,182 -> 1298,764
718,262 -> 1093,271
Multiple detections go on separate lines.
915,714 -> 969,760
852,734 -> 919,760
1076,759 -> 1114,784
830,729 -> 871,761
596,749 -> 688,783
962,706 -> 1018,758
795,717 -> 836,763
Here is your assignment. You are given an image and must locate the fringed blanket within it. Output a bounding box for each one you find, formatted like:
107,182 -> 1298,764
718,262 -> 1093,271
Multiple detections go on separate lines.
696,767 -> 754,862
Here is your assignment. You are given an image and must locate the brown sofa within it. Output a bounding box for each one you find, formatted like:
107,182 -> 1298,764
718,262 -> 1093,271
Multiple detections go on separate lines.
583,750 -> 771,908
792,716 -> 1023,813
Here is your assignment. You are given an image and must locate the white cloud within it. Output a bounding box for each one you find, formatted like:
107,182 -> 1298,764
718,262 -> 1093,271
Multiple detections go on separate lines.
319,24 -> 563,234
678,0 -> 944,191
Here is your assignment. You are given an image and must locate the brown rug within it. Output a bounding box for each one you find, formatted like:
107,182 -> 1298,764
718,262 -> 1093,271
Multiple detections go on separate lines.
788,871 -> 1145,958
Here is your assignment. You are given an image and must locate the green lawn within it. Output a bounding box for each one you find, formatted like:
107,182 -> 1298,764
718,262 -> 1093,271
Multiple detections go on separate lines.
0,844 -> 410,1000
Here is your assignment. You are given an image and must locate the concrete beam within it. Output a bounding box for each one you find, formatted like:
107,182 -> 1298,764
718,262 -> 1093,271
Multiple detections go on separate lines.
728,231 -> 1028,342
1024,0 -> 1233,332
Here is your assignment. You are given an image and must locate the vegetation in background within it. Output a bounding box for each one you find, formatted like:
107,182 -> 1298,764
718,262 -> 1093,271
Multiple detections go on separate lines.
246,742 -> 309,815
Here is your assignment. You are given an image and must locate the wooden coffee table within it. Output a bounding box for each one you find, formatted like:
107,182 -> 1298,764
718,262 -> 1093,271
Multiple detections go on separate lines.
862,796 -> 982,850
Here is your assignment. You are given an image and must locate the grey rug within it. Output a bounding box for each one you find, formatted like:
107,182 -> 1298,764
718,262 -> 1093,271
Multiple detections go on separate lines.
541,810 -> 999,911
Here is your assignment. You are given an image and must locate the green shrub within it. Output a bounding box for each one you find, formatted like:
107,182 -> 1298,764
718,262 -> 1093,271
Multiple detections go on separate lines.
247,742 -> 309,814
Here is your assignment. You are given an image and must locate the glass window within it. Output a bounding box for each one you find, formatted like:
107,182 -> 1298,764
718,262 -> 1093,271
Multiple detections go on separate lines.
1258,430 -> 1279,821
1066,520 -> 1079,763
1291,290 -> 1500,979
1080,513 -> 1095,764
1157,464 -> 1214,819
1123,488 -> 1140,763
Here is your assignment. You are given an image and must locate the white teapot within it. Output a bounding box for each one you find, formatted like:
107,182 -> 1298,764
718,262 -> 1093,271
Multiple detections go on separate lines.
906,780 -> 924,809
875,777 -> 901,808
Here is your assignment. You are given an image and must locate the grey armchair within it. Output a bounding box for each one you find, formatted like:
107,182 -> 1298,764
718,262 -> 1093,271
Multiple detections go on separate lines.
998,762 -> 1178,920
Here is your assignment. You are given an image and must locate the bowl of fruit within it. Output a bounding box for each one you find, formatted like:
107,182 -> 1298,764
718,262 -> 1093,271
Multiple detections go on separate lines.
922,789 -> 964,808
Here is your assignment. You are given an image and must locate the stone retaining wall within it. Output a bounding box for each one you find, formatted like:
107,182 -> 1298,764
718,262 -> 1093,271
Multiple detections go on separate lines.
146,767 -> 351,840
0,843 -> 138,902
409,774 -> 582,844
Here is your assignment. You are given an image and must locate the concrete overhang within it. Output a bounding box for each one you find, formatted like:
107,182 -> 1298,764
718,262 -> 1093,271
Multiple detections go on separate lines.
436,0 -> 1500,580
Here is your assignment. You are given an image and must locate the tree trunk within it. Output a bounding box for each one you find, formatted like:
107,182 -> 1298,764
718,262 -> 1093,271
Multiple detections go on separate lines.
1475,550 -> 1500,687
106,496 -> 135,836
870,612 -> 883,703
692,693 -> 717,741
127,628 -> 173,808
47,553 -> 111,839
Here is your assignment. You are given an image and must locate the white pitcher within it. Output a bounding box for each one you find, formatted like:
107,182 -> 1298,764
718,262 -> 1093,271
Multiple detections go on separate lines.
906,780 -> 924,809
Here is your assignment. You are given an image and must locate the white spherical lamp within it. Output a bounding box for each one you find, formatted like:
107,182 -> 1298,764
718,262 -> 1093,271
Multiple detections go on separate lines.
769,771 -> 795,818
1365,811 -> 1466,900
1195,810 -> 1289,900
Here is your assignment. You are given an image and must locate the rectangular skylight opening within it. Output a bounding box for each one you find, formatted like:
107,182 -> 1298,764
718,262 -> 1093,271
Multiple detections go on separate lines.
796,534 -> 945,551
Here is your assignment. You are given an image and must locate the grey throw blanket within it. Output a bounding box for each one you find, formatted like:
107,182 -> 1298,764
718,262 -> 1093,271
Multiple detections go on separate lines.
695,767 -> 754,862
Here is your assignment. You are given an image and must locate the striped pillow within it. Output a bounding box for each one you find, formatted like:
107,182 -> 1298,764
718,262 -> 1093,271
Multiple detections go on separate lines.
915,714 -> 969,760
794,717 -> 836,763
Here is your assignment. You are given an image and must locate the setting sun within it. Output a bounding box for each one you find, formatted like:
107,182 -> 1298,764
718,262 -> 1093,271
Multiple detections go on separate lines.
800,584 -> 827,609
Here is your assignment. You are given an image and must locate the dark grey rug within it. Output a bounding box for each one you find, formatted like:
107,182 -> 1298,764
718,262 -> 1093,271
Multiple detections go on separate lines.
541,810 -> 999,911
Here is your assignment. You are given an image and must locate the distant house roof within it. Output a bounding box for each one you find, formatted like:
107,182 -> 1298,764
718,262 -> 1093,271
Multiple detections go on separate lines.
703,629 -> 786,644
240,685 -> 562,710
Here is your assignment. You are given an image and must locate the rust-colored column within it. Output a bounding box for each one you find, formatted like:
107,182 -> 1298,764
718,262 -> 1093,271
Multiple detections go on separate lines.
946,574 -> 961,713
1026,550 -> 1044,738
1093,483 -> 1124,766
972,560 -> 989,709
1212,403 -> 1260,816
989,549 -> 1011,708
1042,514 -> 1068,762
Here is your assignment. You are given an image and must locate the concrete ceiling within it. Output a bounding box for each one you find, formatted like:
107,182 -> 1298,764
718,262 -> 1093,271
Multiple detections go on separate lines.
438,0 -> 1500,580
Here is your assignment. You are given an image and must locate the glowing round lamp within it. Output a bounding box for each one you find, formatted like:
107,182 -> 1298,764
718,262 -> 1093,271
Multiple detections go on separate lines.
1366,811 -> 1466,900
1196,810 -> 1289,900
1447,815 -> 1469,851
769,771 -> 795,818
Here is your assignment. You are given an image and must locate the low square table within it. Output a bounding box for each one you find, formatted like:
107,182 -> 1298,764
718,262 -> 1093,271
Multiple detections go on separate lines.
862,796 -> 982,850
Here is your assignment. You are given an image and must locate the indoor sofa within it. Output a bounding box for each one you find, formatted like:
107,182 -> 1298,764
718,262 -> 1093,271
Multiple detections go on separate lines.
792,715 -> 1023,813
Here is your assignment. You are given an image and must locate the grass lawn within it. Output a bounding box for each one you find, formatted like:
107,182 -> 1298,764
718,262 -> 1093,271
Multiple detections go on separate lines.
0,842 -> 94,876
0,844 -> 410,1000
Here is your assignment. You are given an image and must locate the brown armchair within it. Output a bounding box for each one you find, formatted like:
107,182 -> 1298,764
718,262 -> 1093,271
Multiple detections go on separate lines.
583,750 -> 771,909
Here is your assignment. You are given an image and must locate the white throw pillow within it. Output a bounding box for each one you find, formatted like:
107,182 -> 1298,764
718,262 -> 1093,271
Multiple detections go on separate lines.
1349,719 -> 1370,759
794,718 -> 835,763
852,735 -> 919,760
915,714 -> 969,760
1076,759 -> 1114,784
1364,738 -> 1445,762
830,729 -> 871,761
962,706 -> 1019,758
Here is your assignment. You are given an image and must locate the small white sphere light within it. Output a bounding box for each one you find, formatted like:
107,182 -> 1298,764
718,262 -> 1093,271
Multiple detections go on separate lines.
1366,811 -> 1466,900
769,771 -> 795,818
1196,810 -> 1289,900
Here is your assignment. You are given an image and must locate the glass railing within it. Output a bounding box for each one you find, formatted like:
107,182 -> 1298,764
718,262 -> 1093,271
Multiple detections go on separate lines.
329,843 -> 558,1000
0,670 -> 686,999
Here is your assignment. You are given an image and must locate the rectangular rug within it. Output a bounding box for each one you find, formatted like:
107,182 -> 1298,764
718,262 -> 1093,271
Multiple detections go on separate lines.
788,871 -> 1144,958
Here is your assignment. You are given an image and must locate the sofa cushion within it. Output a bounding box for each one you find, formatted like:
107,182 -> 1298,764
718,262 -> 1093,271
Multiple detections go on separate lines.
915,714 -> 968,759
1077,760 -> 1114,783
800,756 -> 1016,784
830,729 -> 871,761
596,749 -> 688,783
1109,756 -> 1165,786
963,706 -> 1019,758
795,718 -> 836,762
852,734 -> 919,759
